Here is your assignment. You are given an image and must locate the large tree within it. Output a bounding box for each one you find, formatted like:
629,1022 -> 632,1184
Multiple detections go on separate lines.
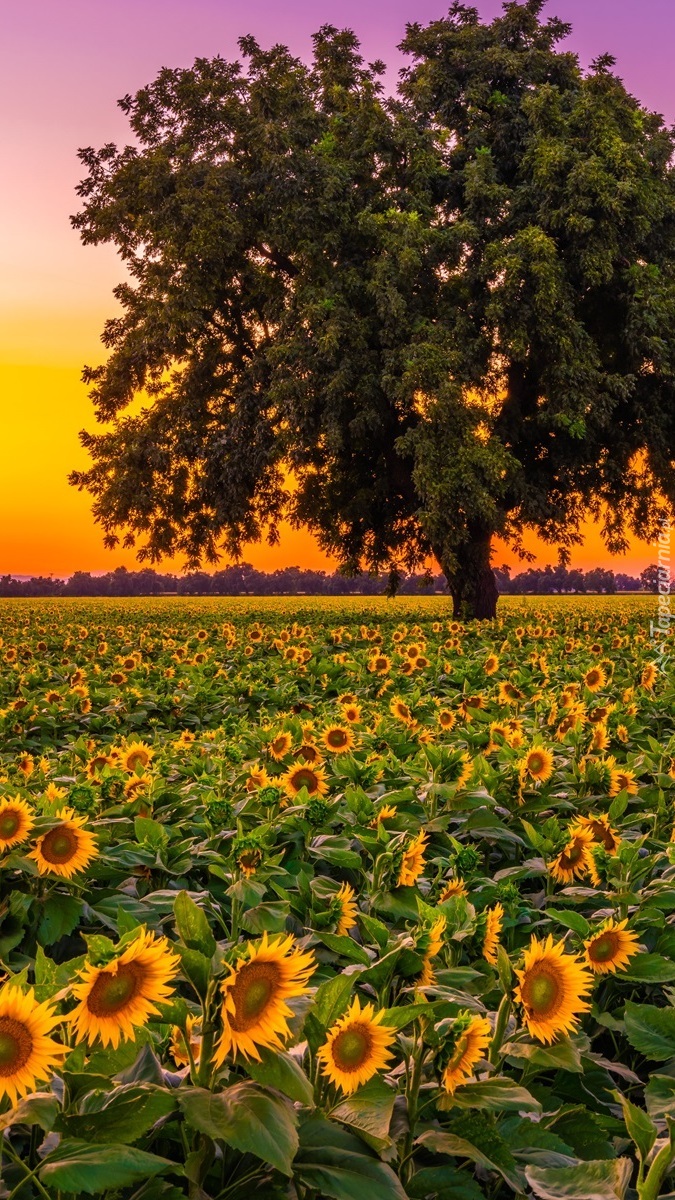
71,2 -> 675,618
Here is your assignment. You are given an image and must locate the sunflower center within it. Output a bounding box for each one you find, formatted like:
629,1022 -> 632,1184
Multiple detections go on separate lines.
589,933 -> 618,962
0,1018 -> 33,1075
0,811 -> 21,838
292,769 -> 318,793
327,731 -> 348,748
522,966 -> 561,1017
332,1024 -> 372,1072
229,962 -> 280,1031
87,963 -> 142,1016
528,754 -> 544,774
41,826 -> 78,864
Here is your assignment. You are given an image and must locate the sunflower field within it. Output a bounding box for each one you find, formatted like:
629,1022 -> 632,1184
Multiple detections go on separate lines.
0,594 -> 674,1200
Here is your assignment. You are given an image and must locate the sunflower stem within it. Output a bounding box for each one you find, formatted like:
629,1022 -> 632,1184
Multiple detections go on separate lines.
196,1026 -> 215,1089
4,1142 -> 52,1200
400,1026 -> 424,1184
489,994 -> 511,1065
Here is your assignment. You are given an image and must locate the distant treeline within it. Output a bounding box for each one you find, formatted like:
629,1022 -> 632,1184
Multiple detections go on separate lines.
0,563 -> 666,598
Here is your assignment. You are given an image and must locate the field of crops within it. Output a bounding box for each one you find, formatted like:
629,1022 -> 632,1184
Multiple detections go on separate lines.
0,594 -> 674,1200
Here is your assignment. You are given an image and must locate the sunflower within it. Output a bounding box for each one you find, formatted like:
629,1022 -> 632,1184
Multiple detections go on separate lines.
498,682 -> 523,705
572,814 -> 620,854
43,782 -> 67,803
0,985 -> 65,1105
521,747 -> 554,783
0,796 -> 35,851
418,915 -> 446,988
322,726 -> 355,755
86,753 -> 114,779
590,724 -> 610,752
293,742 -> 324,765
341,703 -> 361,724
281,763 -> 328,800
608,760 -> 639,797
174,730 -> 196,749
369,654 -> 391,674
397,830 -> 428,887
485,654 -> 500,676
269,732 -> 293,761
29,808 -> 97,878
583,666 -> 606,693
583,919 -> 641,975
119,741 -> 154,773
441,1013 -> 491,1094
641,663 -> 658,689
246,764 -> 272,792
124,773 -> 152,800
335,882 -> 359,936
70,930 -> 179,1048
236,842 -> 263,877
445,751 -> 473,790
370,802 -> 397,827
514,935 -> 593,1043
214,933 -> 316,1065
170,1014 -> 202,1069
548,827 -> 595,884
390,698 -> 414,725
438,709 -> 456,731
482,903 -> 504,966
440,877 -> 468,902
16,755 -> 34,779
318,996 -> 395,1095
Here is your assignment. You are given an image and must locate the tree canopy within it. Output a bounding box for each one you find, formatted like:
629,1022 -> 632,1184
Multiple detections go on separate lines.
71,1 -> 675,617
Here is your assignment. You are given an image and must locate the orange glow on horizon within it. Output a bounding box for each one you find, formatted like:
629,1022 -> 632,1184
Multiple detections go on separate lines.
0,345 -> 663,582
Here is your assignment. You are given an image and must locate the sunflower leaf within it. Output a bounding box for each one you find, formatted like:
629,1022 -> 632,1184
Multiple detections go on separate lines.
450,1078 -> 542,1113
620,954 -> 675,983
295,1115 -> 407,1200
525,1158 -> 633,1200
244,1047 -> 314,1105
612,1090 -> 656,1163
37,895 -> 84,947
179,1083 -> 298,1176
39,1142 -> 179,1194
57,1083 -> 176,1143
174,944 -> 211,1001
417,1128 -> 523,1191
173,890 -> 216,957
330,1076 -> 396,1151
0,1092 -> 59,1133
316,933 -> 371,966
624,1002 -> 675,1060
545,908 -> 590,938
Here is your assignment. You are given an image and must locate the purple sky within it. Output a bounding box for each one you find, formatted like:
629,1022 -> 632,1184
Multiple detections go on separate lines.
4,0 -> 673,365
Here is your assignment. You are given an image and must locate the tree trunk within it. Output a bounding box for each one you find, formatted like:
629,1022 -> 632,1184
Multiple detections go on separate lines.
436,531 -> 499,621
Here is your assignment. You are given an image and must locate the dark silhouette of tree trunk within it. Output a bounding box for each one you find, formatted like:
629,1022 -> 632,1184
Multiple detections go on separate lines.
434,528 -> 499,620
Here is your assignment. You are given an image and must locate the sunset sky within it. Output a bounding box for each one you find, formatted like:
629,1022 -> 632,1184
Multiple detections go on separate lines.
2,0 -> 673,579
